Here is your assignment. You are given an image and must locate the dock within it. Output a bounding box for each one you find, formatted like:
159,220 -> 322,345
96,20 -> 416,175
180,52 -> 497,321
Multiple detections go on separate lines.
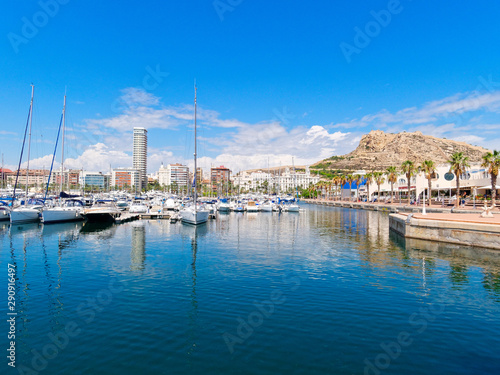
389,212 -> 500,250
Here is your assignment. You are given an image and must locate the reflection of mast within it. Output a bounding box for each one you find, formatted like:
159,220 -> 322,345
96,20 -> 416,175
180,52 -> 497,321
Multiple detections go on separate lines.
187,226 -> 198,357
40,231 -> 65,328
130,222 -> 146,271
422,256 -> 428,296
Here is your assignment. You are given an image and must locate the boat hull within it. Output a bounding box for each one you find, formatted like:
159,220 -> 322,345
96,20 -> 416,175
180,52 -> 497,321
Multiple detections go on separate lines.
42,208 -> 83,224
10,208 -> 40,224
180,209 -> 209,225
84,208 -> 121,223
0,208 -> 10,221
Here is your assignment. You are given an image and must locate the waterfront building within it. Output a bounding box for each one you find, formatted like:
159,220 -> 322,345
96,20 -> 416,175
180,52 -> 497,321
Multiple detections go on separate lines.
233,166 -> 319,193
274,166 -> 319,193
133,127 -> 148,190
231,172 -> 252,191
111,168 -> 141,191
51,169 -> 81,189
0,168 -> 13,188
158,163 -> 190,187
79,171 -> 108,190
196,168 -> 203,185
210,166 -> 231,192
8,169 -> 50,189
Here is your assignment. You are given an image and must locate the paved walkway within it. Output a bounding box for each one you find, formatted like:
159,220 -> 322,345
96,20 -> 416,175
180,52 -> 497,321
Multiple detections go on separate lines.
401,212 -> 500,225
309,199 -> 498,211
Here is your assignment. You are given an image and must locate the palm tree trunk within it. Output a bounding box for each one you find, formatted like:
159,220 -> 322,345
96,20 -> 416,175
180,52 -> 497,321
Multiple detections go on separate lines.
492,174 -> 497,202
428,178 -> 432,206
407,173 -> 411,205
390,182 -> 394,204
456,176 -> 460,208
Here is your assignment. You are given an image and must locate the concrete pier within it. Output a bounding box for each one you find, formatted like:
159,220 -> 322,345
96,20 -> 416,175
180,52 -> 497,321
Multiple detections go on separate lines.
389,212 -> 500,250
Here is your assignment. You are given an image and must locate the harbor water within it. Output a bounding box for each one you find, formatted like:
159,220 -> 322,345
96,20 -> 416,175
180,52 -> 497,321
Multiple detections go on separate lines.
1,204 -> 500,374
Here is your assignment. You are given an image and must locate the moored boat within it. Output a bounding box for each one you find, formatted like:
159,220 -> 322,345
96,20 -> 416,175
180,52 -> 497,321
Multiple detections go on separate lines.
42,199 -> 84,224
0,201 -> 11,221
129,199 -> 148,213
180,85 -> 209,226
83,200 -> 121,223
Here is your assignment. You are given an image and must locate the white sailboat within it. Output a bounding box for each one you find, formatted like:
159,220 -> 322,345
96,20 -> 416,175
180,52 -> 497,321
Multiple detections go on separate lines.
11,85 -> 42,224
42,94 -> 84,224
181,85 -> 209,225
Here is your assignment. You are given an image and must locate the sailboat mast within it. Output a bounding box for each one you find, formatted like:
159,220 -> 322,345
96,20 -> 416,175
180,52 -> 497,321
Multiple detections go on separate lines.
25,84 -> 34,205
267,157 -> 270,195
60,94 -> 66,195
293,157 -> 298,198
194,85 -> 198,214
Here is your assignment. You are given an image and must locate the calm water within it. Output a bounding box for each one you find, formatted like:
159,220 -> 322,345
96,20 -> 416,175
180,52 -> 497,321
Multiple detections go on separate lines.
1,204 -> 500,375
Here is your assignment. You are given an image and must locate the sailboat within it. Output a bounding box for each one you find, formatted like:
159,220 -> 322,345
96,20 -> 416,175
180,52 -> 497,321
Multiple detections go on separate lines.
180,85 -> 209,225
42,94 -> 84,224
10,85 -> 43,224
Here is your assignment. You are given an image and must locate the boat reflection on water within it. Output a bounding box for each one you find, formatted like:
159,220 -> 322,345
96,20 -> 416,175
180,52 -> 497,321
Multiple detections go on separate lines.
130,221 -> 146,271
8,222 -> 41,236
0,221 -> 11,234
42,221 -> 84,238
180,223 -> 209,357
80,221 -> 115,234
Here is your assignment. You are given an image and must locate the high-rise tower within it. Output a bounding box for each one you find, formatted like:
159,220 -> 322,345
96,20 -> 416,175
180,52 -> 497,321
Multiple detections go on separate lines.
133,127 -> 148,190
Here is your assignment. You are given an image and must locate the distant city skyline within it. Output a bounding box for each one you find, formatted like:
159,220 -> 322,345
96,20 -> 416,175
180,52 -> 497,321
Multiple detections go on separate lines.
2,1 -> 500,174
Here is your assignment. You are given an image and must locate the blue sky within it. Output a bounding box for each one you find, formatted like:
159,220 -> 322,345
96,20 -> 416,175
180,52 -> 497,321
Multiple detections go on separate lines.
2,0 -> 500,174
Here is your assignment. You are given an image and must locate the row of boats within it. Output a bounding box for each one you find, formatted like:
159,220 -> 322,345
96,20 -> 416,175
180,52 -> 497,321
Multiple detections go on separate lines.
0,198 -> 119,224
0,194 -> 301,225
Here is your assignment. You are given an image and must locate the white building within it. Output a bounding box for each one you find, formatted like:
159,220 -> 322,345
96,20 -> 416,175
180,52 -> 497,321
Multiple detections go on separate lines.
158,163 -> 189,187
233,167 -> 319,193
133,127 -> 148,190
345,162 -> 494,201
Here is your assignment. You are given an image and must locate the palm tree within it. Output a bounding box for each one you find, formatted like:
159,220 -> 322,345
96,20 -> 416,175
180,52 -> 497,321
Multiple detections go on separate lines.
327,179 -> 334,200
481,150 -> 500,203
448,152 -> 470,208
401,160 -> 416,205
339,174 -> 347,201
346,174 -> 354,201
420,160 -> 436,206
373,171 -> 385,202
333,175 -> 340,201
354,174 -> 363,202
385,166 -> 398,204
365,172 -> 373,202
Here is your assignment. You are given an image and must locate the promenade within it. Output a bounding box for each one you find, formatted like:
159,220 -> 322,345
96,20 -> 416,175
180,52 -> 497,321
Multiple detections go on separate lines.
304,198 -> 499,215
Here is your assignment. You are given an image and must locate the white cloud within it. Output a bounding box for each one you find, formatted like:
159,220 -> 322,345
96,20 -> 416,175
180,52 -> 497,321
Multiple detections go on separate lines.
197,123 -> 352,172
452,135 -> 485,145
333,91 -> 500,131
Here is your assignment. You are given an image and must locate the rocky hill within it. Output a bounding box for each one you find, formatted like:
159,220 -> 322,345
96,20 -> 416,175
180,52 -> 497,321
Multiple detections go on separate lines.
312,130 -> 490,172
